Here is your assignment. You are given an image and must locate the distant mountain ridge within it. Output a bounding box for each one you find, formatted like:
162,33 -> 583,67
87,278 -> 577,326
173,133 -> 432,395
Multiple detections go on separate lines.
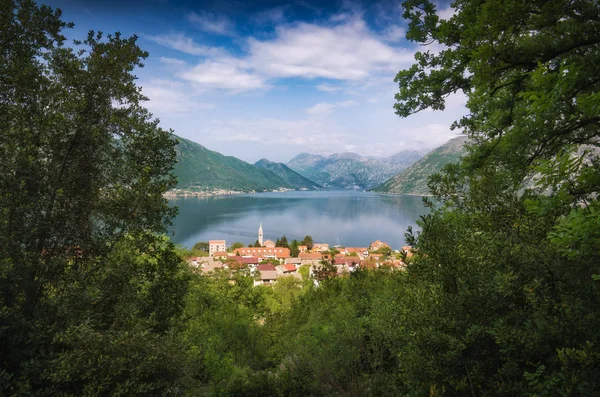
286,150 -> 422,189
173,136 -> 321,192
254,159 -> 323,190
372,136 -> 469,195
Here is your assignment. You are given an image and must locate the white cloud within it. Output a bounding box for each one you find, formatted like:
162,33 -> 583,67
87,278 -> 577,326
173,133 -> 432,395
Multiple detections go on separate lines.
141,79 -> 215,115
148,12 -> 417,93
381,25 -> 406,42
145,33 -> 224,56
188,12 -> 236,36
247,18 -> 415,80
179,58 -> 268,92
437,5 -> 456,20
160,57 -> 187,68
316,83 -> 342,92
306,100 -> 357,116
200,117 -> 349,148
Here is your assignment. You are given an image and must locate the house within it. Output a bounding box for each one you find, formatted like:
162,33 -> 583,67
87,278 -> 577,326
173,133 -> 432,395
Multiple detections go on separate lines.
254,270 -> 278,286
369,240 -> 390,251
257,263 -> 276,272
299,252 -> 322,261
209,240 -> 226,256
186,256 -> 203,267
334,257 -> 360,267
299,252 -> 324,268
284,257 -> 302,266
213,251 -> 228,259
344,247 -> 368,257
235,247 -> 291,259
276,264 -> 298,275
283,264 -> 297,273
229,256 -> 260,269
312,243 -> 330,252
199,261 -> 224,274
263,239 -> 275,248
298,245 -> 308,253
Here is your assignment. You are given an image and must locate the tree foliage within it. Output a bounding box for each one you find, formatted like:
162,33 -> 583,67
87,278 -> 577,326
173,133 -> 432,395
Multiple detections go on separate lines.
0,1 -> 187,394
275,235 -> 289,249
231,242 -> 244,251
289,239 -> 300,257
193,241 -> 209,252
391,0 -> 600,394
300,235 -> 314,250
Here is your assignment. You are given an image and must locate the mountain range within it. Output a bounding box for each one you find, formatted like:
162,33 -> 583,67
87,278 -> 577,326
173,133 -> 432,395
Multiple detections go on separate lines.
286,151 -> 422,189
371,136 -> 469,195
172,134 -> 469,195
174,136 -> 318,192
254,158 -> 322,190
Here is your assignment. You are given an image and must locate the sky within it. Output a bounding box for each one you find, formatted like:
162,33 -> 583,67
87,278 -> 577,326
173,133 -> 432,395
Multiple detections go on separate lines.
45,0 -> 466,163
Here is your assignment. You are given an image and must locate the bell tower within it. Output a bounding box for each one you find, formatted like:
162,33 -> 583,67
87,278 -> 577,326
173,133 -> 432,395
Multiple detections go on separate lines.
258,222 -> 264,247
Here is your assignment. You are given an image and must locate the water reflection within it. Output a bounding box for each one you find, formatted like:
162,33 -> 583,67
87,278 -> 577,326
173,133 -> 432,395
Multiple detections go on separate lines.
169,191 -> 428,250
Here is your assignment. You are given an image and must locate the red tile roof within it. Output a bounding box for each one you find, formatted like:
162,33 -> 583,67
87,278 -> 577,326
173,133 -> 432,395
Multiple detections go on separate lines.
299,252 -> 322,260
334,258 -> 359,266
231,256 -> 260,264
235,247 -> 290,259
345,247 -> 367,253
283,264 -> 297,272
257,264 -> 276,271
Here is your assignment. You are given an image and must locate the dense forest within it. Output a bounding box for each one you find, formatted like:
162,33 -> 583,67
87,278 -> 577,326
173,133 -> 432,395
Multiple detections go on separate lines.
1,0 -> 599,395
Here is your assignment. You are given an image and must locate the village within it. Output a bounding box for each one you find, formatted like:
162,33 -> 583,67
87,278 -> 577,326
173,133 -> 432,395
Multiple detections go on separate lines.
186,223 -> 413,286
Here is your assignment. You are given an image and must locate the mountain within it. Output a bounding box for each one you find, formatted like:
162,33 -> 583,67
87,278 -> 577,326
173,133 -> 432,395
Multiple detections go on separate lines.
254,159 -> 322,190
174,136 -> 295,191
286,150 -> 422,189
371,136 -> 469,195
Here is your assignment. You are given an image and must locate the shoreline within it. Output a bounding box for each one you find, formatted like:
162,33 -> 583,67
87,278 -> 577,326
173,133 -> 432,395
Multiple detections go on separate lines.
164,187 -> 298,198
165,188 -> 432,199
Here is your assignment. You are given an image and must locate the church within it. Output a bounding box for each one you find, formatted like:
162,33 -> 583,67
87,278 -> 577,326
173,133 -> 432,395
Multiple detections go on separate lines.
257,223 -> 275,248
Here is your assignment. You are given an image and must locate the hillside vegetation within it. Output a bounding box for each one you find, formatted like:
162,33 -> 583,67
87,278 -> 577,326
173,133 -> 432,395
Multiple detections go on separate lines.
372,136 -> 468,194
174,136 -> 296,191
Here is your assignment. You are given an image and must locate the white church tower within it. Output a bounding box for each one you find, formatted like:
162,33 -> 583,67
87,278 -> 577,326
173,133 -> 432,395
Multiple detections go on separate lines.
258,222 -> 264,247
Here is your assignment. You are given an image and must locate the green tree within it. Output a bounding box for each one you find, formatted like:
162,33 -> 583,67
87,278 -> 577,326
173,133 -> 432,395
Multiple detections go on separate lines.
275,235 -> 289,248
290,239 -> 300,257
193,241 -> 209,252
301,235 -> 314,250
0,1 -> 187,393
392,0 -> 600,394
231,242 -> 244,251
313,259 -> 337,283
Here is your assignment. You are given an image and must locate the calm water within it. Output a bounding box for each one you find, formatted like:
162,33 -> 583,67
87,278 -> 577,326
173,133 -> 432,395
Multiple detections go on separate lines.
169,191 -> 428,250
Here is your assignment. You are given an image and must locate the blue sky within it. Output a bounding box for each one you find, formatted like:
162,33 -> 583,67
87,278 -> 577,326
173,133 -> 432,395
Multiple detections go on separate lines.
45,0 -> 465,163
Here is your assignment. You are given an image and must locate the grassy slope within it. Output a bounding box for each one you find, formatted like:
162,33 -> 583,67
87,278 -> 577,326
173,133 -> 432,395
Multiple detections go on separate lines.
173,136 -> 292,191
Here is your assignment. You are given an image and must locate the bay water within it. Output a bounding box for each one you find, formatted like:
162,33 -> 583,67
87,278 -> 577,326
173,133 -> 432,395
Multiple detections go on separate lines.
169,190 -> 428,250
